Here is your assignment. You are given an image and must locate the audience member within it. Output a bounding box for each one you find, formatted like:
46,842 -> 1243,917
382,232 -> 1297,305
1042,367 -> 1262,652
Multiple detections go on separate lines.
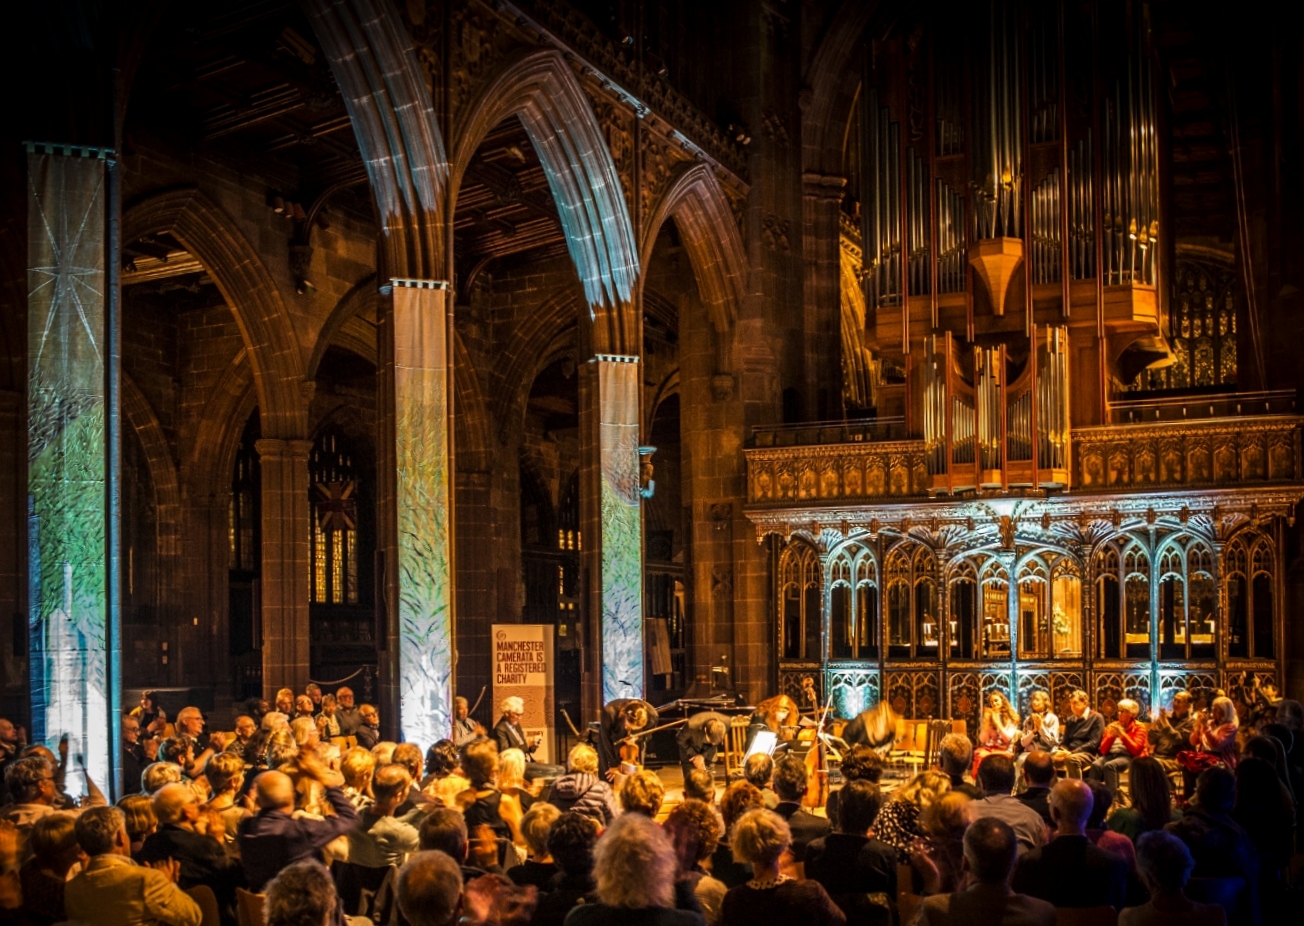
620,769 -> 667,818
236,758 -> 359,898
531,811 -> 599,926
459,739 -> 518,843
664,800 -> 726,926
1107,757 -> 1179,842
497,748 -> 536,812
1165,766 -> 1258,923
548,744 -> 618,824
18,811 -> 78,923
969,756 -> 1047,855
121,716 -> 149,796
972,692 -> 1020,778
825,746 -> 884,829
137,782 -> 244,919
908,791 -> 972,896
355,704 -> 382,750
770,755 -> 832,862
804,780 -> 895,925
118,792 -> 157,857
1148,693 -> 1196,767
348,763 -> 425,868
917,817 -> 1055,926
743,753 -> 778,809
720,810 -> 844,926
683,768 -> 715,804
1231,756 -> 1294,916
421,740 -> 469,805
65,806 -> 201,926
710,781 -> 764,889
1014,751 -> 1054,826
264,859 -> 337,926
934,733 -> 982,799
506,802 -> 560,890
419,807 -> 494,882
873,769 -> 949,853
1086,699 -> 1148,792
1012,779 -> 1129,909
335,687 -> 361,735
3,757 -> 61,846
230,715 -> 257,754
1016,692 -> 1061,774
564,812 -> 703,926
397,850 -> 464,926
1120,830 -> 1226,926
1053,690 -> 1105,778
203,751 -> 249,848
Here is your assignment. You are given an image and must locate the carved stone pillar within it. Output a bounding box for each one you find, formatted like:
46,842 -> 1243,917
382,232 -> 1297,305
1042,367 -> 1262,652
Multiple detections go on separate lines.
255,438 -> 312,697
802,173 -> 847,420
579,355 -> 644,711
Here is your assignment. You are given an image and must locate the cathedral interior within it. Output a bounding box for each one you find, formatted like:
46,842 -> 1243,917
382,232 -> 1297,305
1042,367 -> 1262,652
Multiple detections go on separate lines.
4,0 -> 1304,784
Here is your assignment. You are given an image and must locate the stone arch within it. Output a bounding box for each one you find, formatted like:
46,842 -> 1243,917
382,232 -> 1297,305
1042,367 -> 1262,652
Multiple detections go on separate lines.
452,334 -> 494,475
308,276 -> 380,378
120,373 -> 182,564
802,1 -> 881,176
645,368 -> 681,438
452,49 -> 639,353
640,162 -> 747,334
123,189 -> 305,439
491,290 -> 583,441
306,0 -> 447,279
188,350 -> 257,500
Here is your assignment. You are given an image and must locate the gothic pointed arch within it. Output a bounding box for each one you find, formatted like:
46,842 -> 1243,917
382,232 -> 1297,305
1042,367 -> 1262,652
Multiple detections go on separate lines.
640,162 -> 746,334
802,0 -> 882,175
188,350 -> 257,499
306,0 -> 448,279
123,189 -> 306,439
120,373 -> 182,565
452,49 -> 639,354
491,290 -> 583,440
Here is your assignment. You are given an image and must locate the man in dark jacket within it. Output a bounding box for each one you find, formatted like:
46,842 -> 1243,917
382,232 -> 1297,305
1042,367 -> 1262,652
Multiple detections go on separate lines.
771,754 -> 831,862
1052,690 -> 1105,778
1015,751 -> 1055,828
138,783 -> 245,924
492,696 -> 563,780
1011,779 -> 1129,910
806,779 -> 896,923
237,755 -> 358,926
675,711 -> 729,781
597,698 -> 659,777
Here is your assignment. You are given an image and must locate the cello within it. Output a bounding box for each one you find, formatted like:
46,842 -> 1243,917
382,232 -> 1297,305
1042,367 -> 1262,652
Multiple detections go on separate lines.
800,676 -> 832,809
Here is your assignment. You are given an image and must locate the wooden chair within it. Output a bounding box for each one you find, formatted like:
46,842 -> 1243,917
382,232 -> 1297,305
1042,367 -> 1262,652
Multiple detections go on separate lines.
184,885 -> 221,926
331,735 -> 358,751
724,716 -> 751,778
889,719 -> 931,777
235,888 -> 266,926
1054,906 -> 1117,926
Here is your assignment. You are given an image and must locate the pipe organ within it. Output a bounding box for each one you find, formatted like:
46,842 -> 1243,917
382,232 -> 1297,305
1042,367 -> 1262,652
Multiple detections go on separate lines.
748,1 -> 1299,731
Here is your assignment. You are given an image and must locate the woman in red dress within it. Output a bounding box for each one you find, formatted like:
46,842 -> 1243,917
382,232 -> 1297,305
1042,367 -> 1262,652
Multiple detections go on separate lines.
971,691 -> 1021,778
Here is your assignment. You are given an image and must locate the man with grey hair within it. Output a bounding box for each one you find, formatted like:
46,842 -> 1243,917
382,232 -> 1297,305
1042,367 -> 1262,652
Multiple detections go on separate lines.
138,782 -> 244,915
398,850 -> 465,926
918,817 -> 1055,926
934,733 -> 982,798
1012,779 -> 1129,910
675,711 -> 729,781
493,696 -> 560,780
66,806 -> 201,926
1085,698 -> 1148,792
175,706 -> 218,779
336,687 -> 361,736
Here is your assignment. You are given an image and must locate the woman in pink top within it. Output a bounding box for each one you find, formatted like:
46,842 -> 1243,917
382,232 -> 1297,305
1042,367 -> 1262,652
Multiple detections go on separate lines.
971,691 -> 1021,778
1176,696 -> 1239,795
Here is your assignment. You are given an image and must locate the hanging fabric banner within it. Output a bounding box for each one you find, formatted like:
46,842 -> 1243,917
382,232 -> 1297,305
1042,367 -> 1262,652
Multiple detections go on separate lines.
392,279 -> 453,747
27,146 -> 112,794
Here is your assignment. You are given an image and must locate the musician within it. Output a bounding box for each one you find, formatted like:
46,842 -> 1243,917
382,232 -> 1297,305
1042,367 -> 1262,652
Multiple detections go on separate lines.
598,698 -> 659,778
1051,690 -> 1104,778
453,696 -> 484,748
675,711 -> 729,781
842,702 -> 899,753
493,697 -> 562,781
1147,690 -> 1195,764
747,694 -> 800,750
972,691 -> 1020,778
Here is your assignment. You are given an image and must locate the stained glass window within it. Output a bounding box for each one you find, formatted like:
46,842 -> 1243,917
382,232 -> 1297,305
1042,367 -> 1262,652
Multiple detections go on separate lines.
309,428 -> 359,606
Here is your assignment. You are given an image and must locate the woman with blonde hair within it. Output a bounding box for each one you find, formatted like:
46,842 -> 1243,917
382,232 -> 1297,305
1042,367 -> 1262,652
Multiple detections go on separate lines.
710,781 -> 766,889
116,792 -> 156,858
908,791 -> 973,895
565,812 -> 701,926
506,801 -> 561,890
720,809 -> 845,926
872,769 -> 951,853
972,690 -> 1021,777
497,747 -> 536,812
547,743 -> 618,824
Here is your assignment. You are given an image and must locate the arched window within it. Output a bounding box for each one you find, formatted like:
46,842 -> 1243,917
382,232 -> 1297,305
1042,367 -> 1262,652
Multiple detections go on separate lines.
914,547 -> 939,653
1225,540 -> 1249,658
830,546 -> 879,661
829,550 -> 854,659
1017,559 -> 1049,659
1050,557 -> 1082,657
885,543 -> 937,659
1251,538 -> 1275,658
1157,546 -> 1185,660
886,546 -> 913,657
1123,546 -> 1151,659
1095,546 -> 1121,658
1187,542 -> 1216,659
309,428 -> 360,605
980,559 -> 1010,659
854,553 -> 880,659
948,559 -> 978,658
781,542 -> 821,660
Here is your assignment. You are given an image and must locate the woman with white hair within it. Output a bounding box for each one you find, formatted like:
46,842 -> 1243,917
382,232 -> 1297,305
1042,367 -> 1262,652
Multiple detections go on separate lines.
1177,695 -> 1239,793
493,696 -> 563,780
564,813 -> 704,926
719,810 -> 845,926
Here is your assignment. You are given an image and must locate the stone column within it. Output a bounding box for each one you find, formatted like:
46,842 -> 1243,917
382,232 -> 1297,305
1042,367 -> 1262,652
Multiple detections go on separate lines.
803,173 -> 847,421
388,279 -> 454,746
579,355 -> 644,711
255,438 -> 312,697
0,391 -> 23,713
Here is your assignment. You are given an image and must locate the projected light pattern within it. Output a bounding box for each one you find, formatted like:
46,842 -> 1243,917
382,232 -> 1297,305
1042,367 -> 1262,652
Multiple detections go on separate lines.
27,150 -> 110,793
598,358 -> 643,701
393,281 -> 453,746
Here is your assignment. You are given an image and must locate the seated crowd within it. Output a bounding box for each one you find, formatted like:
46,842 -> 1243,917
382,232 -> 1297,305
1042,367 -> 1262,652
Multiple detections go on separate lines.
0,684 -> 1300,926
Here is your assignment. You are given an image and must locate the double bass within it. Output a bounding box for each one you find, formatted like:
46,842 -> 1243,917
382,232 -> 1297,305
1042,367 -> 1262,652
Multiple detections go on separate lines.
799,676 -> 832,809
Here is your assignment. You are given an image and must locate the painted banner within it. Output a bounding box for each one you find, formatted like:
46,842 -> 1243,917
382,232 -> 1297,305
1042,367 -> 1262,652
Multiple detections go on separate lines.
393,281 -> 453,748
597,357 -> 643,701
27,147 -> 112,794
492,624 -> 555,763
